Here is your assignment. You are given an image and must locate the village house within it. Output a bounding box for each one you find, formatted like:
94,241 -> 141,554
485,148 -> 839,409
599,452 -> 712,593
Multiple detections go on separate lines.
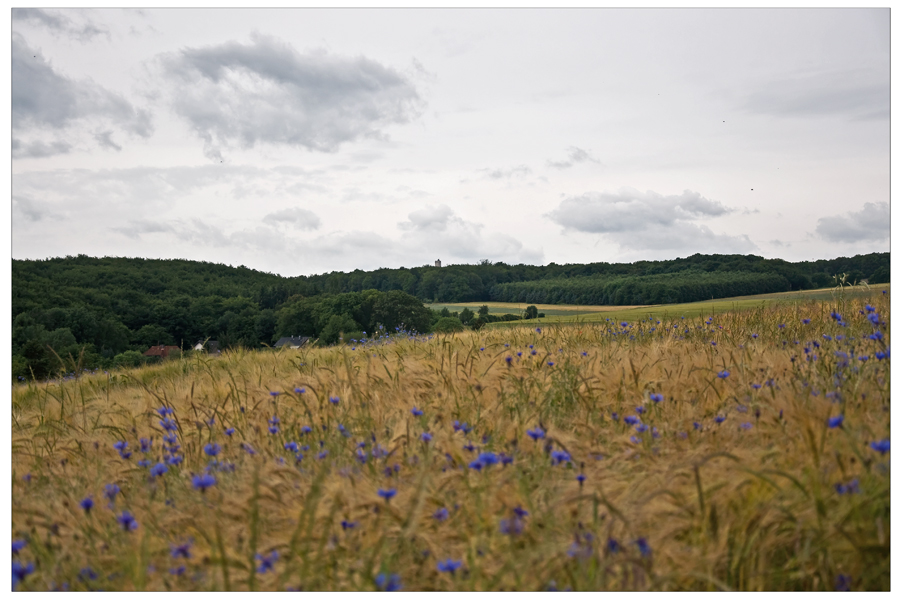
142,345 -> 181,359
274,336 -> 310,349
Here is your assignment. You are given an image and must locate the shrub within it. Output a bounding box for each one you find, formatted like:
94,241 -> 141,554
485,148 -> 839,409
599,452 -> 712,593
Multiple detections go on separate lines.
433,317 -> 465,334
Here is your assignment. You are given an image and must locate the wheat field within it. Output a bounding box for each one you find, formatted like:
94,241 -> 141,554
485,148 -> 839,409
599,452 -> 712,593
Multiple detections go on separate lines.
10,289 -> 890,591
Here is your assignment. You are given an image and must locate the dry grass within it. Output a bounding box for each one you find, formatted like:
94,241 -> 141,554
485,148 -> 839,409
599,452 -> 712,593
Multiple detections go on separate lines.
11,289 -> 890,591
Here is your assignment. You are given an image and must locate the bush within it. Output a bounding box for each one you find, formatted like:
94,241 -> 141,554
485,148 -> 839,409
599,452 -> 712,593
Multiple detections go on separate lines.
112,350 -> 145,369
433,317 -> 465,334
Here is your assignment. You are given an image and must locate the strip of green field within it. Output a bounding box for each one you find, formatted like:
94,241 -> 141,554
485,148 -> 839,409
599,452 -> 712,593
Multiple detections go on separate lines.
428,302 -> 638,317
487,283 -> 890,327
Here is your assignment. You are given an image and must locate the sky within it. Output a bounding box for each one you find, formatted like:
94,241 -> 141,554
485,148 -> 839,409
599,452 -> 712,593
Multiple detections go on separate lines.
9,8 -> 891,277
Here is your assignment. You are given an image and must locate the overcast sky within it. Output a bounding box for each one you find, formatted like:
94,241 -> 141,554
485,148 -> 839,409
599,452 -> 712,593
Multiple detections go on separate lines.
10,8 -> 890,277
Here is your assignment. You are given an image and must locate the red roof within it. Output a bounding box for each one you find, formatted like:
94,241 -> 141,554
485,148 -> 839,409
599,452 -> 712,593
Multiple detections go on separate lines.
143,345 -> 180,357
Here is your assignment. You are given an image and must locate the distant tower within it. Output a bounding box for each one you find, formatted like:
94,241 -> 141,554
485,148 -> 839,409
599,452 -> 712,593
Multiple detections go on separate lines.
435,259 -> 442,267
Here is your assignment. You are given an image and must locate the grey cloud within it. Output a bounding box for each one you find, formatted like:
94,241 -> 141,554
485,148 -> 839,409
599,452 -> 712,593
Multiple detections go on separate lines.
743,68 -> 888,120
547,146 -> 601,169
158,33 -> 423,158
12,137 -> 72,158
398,204 -> 456,232
480,165 -> 531,179
12,34 -> 152,149
546,188 -> 749,252
398,204 -> 543,264
110,219 -> 176,238
94,131 -> 122,152
262,207 -> 321,230
815,202 -> 889,243
12,8 -> 109,42
13,195 -> 58,222
547,188 -> 732,235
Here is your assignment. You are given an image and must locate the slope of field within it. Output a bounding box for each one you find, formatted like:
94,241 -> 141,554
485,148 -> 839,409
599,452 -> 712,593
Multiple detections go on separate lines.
11,292 -> 890,591
488,284 -> 890,327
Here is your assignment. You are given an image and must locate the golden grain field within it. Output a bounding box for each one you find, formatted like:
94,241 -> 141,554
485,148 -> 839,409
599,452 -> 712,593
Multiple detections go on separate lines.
10,289 -> 890,591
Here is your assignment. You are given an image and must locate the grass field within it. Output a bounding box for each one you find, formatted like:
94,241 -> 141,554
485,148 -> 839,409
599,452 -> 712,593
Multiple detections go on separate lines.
11,288 -> 890,590
428,302 -> 638,317
488,283 -> 891,327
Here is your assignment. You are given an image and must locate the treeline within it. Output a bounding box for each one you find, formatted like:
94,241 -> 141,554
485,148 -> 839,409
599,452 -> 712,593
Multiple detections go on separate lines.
489,270 -> 793,306
11,251 -> 889,380
300,252 -> 889,302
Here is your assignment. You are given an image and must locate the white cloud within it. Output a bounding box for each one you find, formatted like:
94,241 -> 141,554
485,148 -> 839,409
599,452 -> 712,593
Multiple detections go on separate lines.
262,207 -> 321,230
546,146 -> 601,169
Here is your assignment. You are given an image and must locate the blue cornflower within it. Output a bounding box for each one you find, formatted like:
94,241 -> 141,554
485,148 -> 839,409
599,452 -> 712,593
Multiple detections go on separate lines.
801,318 -> 811,324
526,428 -> 545,441
242,443 -> 256,455
78,567 -> 98,581
12,540 -> 26,554
204,443 -> 221,457
437,559 -> 462,574
624,415 -> 640,425
80,496 -> 94,513
477,452 -> 499,466
630,436 -> 642,444
740,422 -> 753,430
165,454 -> 184,466
192,474 -> 216,492
576,474 -> 586,487
421,432 -> 432,443
170,541 -> 192,559
649,393 -> 663,403
607,538 -> 620,554
329,396 -> 340,405
865,304 -> 876,313
341,520 -> 356,530
269,426 -> 279,435
150,463 -> 168,478
870,439 -> 890,455
157,406 -> 174,417
270,391 -> 280,397
162,432 -> 178,445
635,537 -> 651,558
113,440 -> 128,452
284,441 -> 299,452
159,417 -> 178,431
117,511 -> 138,531
256,550 -> 278,573
751,383 -> 762,389
499,517 -> 525,535
635,405 -> 645,414
378,488 -> 397,502
751,333 -> 758,339
225,428 -> 235,436
104,483 -> 120,502
12,561 -> 35,590
139,438 -> 152,453
411,407 -> 423,416
693,422 -> 702,430
635,424 -> 648,433
611,412 -> 619,421
550,450 -> 571,465
714,415 -> 726,424
300,425 -> 312,435
717,371 -> 730,379
835,574 -> 852,592
375,573 -> 403,591
317,450 -> 328,460
433,507 -> 449,521
828,414 -> 844,429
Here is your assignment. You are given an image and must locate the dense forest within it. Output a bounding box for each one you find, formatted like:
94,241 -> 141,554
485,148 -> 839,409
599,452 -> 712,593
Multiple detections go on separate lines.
11,251 -> 888,380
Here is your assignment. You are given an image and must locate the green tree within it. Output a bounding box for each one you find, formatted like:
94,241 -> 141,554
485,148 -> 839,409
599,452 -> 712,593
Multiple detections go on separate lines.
524,305 -> 538,320
478,305 -> 489,317
433,317 -> 465,334
459,307 -> 474,325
